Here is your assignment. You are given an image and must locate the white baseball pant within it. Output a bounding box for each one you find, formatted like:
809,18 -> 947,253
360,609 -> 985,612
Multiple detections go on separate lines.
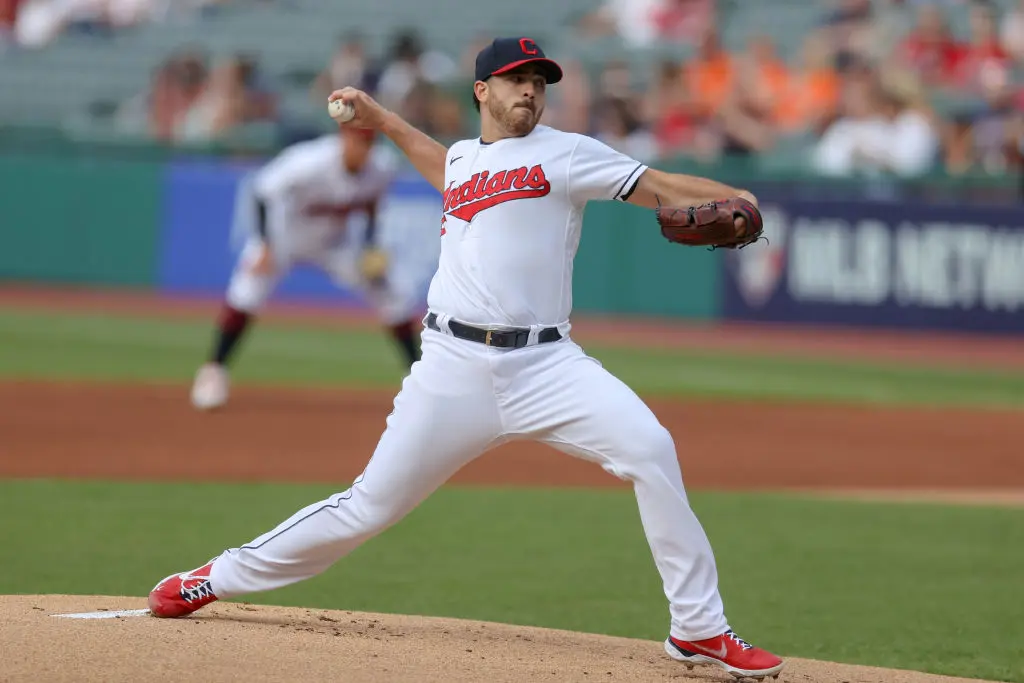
208,319 -> 730,641
226,235 -> 421,326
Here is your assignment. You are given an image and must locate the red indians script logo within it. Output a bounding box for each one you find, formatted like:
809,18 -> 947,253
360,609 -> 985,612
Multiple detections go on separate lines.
443,165 -> 551,223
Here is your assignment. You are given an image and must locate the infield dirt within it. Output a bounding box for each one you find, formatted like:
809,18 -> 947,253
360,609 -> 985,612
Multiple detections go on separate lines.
3,595 -> 1005,683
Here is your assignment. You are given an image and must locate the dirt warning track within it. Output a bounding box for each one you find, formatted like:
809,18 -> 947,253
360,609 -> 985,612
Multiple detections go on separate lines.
1,381 -> 1022,492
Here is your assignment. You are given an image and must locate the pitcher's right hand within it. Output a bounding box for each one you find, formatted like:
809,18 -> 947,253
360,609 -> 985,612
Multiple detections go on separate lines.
328,88 -> 389,131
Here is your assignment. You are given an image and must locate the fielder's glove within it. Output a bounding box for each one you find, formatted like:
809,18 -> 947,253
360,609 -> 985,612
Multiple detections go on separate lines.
656,197 -> 764,250
359,247 -> 389,284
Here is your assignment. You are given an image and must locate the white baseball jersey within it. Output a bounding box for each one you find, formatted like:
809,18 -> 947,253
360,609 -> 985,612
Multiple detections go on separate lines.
428,125 -> 648,327
225,135 -> 424,325
249,134 -> 400,254
208,124 -> 735,650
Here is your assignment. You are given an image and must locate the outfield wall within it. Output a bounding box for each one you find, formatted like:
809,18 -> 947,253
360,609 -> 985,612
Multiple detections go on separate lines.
2,151 -> 1023,333
0,153 -> 720,320
721,198 -> 1024,334
0,154 -> 162,287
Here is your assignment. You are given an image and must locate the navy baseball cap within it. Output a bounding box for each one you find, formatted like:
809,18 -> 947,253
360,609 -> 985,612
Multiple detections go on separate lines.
474,37 -> 563,85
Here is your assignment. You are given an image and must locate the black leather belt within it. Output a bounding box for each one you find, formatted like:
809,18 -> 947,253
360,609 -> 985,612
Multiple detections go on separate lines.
425,312 -> 562,349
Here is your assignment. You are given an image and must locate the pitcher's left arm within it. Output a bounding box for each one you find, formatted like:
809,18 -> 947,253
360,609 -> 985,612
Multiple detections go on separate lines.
627,169 -> 763,250
625,167 -> 757,210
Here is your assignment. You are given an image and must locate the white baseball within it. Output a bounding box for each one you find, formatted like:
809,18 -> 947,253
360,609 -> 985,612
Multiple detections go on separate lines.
328,99 -> 355,123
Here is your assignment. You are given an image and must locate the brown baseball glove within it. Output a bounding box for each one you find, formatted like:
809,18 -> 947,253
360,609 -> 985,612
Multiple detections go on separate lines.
656,197 -> 764,250
359,247 -> 389,284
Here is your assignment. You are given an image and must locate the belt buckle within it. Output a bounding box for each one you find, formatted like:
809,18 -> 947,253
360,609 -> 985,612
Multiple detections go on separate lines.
484,330 -> 493,346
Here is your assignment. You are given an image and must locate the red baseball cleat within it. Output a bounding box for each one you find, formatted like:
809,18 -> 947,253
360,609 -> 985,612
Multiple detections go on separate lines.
148,560 -> 219,618
665,629 -> 784,680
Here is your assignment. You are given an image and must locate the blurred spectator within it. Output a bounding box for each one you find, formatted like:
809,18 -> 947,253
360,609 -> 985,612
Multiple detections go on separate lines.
879,72 -> 942,175
0,0 -> 19,25
0,0 -> 21,27
822,0 -> 872,26
14,0 -> 101,47
0,0 -> 21,47
956,0 -> 1010,91
458,32 -> 492,78
375,29 -> 457,116
541,57 -> 592,134
12,0 -> 226,47
575,0 -> 665,47
893,4 -> 966,86
775,33 -> 841,136
391,79 -> 463,145
112,48 -> 208,141
594,59 -> 642,115
592,96 -> 658,163
945,65 -> 1023,174
597,59 -> 633,100
426,89 -> 465,141
713,45 -> 781,158
236,53 -> 278,122
5,0 -> 1020,180
684,27 -> 734,119
104,0 -> 158,28
813,70 -> 939,177
1000,0 -> 1024,61
649,0 -> 716,44
311,31 -> 378,102
175,54 -> 274,143
398,79 -> 430,131
869,0 -> 918,60
820,0 -> 879,62
812,74 -> 889,176
575,0 -> 713,48
642,59 -> 716,160
744,36 -> 790,114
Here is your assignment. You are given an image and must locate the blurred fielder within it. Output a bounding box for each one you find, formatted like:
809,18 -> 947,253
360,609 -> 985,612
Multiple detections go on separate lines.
191,126 -> 424,410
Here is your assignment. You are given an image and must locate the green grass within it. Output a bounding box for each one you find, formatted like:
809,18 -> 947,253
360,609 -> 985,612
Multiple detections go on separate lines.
1,306 -> 1021,680
0,480 -> 1021,682
1,308 -> 1022,408
0,309 -> 408,387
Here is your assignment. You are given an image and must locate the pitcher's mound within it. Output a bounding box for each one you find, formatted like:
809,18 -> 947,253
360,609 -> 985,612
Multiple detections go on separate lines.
2,595 -> 992,683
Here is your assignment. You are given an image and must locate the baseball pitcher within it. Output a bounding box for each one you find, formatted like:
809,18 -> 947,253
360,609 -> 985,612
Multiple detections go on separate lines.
190,126 -> 424,411
151,37 -> 781,680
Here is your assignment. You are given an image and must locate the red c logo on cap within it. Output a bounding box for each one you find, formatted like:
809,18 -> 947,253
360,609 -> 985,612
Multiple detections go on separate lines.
519,38 -> 538,55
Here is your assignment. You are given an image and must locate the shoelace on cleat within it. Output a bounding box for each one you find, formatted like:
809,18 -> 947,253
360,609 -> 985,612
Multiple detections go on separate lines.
726,630 -> 754,651
180,579 -> 214,603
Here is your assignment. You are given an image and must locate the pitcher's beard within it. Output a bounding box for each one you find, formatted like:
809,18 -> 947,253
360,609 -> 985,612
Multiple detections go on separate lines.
490,101 -> 540,137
